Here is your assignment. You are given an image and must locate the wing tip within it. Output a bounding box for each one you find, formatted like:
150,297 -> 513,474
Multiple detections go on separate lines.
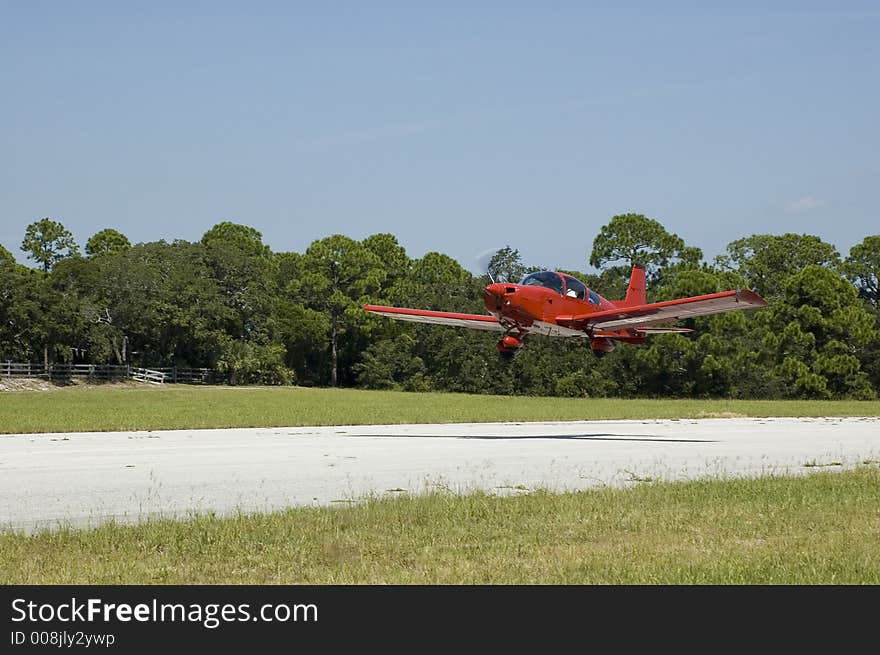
737,289 -> 768,307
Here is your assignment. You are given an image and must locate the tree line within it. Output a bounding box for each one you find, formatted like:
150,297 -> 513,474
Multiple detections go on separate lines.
1,214 -> 878,399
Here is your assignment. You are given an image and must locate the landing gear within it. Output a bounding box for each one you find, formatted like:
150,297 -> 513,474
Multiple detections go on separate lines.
497,333 -> 524,363
589,337 -> 615,358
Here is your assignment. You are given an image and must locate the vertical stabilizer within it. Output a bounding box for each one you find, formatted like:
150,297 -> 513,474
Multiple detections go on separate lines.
623,264 -> 646,307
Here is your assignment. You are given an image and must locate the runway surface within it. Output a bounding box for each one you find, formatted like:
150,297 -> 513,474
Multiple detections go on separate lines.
1,417 -> 878,532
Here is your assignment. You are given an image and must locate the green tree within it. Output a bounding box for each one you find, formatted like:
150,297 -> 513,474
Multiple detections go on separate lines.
654,267 -> 749,302
201,222 -> 277,341
275,251 -> 304,290
295,235 -> 386,386
0,265 -> 45,360
85,228 -> 131,257
0,244 -> 15,266
21,218 -> 80,271
715,233 -> 840,298
21,263 -> 87,367
75,240 -> 232,367
390,252 -> 480,311
589,213 -> 701,282
487,246 -> 526,283
274,300 -> 329,384
50,256 -> 119,363
844,235 -> 880,307
274,252 -> 329,383
362,233 -> 411,292
398,251 -> 528,394
623,267 -> 765,398
202,222 -> 271,258
762,266 -> 877,399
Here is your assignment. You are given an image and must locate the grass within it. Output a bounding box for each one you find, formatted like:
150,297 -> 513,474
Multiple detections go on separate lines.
2,467 -> 878,584
1,384 -> 879,434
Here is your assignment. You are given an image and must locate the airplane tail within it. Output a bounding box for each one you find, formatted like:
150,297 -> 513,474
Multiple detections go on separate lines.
622,264 -> 646,307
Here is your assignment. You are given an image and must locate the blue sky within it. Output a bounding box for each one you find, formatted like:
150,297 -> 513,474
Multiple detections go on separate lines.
1,2 -> 877,273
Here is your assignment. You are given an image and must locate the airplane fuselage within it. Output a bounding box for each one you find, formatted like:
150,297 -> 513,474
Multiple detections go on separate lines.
484,281 -> 615,324
482,277 -> 637,354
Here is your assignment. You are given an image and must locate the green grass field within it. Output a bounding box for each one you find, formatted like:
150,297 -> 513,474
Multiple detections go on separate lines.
2,384 -> 880,434
2,467 -> 878,584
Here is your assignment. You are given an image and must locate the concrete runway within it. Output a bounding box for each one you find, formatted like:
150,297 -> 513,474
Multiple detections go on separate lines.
1,417 -> 878,532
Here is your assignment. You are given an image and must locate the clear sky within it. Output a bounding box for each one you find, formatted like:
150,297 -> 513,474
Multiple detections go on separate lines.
1,2 -> 877,273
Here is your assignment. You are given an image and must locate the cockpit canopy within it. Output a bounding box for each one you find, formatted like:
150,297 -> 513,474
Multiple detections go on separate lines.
520,271 -> 564,295
519,271 -> 600,305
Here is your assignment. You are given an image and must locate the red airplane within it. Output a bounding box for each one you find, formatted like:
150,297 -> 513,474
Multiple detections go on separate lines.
364,264 -> 767,359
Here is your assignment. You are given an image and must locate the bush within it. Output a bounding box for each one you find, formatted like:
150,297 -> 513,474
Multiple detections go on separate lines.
216,341 -> 294,385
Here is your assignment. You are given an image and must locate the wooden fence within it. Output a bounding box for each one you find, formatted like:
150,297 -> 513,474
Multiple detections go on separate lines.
150,367 -> 224,384
129,368 -> 166,385
0,362 -> 225,385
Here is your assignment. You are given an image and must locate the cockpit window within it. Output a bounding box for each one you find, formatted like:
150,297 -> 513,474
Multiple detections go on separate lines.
588,289 -> 601,305
561,275 -> 587,300
520,271 -> 564,295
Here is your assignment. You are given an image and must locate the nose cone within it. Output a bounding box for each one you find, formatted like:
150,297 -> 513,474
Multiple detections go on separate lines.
485,282 -> 509,296
484,282 -> 511,313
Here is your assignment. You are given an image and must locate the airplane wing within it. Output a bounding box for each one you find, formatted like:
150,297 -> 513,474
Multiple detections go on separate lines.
630,326 -> 694,334
556,289 -> 767,332
363,305 -> 507,332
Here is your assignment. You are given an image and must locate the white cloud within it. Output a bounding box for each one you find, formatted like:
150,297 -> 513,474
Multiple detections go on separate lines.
786,196 -> 824,212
